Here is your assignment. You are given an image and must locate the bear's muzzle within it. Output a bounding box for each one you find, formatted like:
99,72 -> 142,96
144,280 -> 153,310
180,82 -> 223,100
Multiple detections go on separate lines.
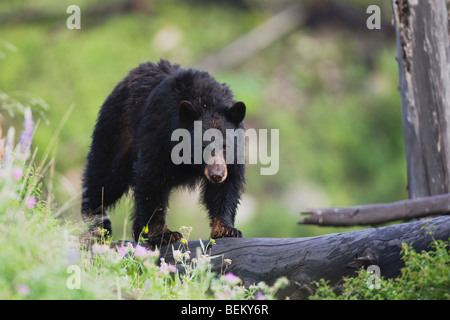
204,155 -> 227,183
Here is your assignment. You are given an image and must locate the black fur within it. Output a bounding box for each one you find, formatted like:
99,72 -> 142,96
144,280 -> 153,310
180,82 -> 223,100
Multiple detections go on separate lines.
82,59 -> 245,245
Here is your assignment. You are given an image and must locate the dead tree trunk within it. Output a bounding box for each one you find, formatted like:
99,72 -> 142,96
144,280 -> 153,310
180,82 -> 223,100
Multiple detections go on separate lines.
157,216 -> 450,299
300,1 -> 450,226
393,0 -> 450,199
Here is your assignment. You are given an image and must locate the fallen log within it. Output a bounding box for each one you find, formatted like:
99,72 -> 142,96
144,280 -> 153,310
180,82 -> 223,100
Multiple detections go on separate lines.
299,193 -> 450,226
152,215 -> 449,299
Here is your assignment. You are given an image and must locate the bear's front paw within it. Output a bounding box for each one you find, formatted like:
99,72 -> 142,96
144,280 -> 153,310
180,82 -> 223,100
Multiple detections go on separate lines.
146,230 -> 183,247
210,226 -> 242,239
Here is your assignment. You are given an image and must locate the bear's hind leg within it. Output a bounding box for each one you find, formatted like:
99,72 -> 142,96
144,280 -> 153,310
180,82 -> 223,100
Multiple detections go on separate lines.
82,147 -> 133,238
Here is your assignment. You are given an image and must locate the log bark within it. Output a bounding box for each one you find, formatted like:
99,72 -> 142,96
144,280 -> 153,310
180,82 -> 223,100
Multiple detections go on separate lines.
393,0 -> 450,199
152,215 -> 450,299
299,192 -> 450,226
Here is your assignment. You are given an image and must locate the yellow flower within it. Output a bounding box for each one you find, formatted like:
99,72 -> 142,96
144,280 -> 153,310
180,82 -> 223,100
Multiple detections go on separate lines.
144,225 -> 149,233
181,238 -> 187,244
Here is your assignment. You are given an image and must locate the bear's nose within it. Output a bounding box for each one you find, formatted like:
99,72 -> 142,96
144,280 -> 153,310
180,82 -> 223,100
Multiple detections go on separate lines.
210,174 -> 223,183
205,163 -> 227,183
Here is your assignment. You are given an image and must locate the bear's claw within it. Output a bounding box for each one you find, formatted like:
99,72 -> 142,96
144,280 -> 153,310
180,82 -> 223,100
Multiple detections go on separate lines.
146,230 -> 183,247
210,226 -> 242,239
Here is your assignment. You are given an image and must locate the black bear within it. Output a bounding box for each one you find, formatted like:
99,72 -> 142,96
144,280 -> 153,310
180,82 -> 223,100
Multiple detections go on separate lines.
82,59 -> 246,246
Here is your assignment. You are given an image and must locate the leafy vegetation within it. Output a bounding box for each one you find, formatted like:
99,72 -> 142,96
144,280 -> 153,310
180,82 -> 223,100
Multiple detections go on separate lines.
310,233 -> 450,300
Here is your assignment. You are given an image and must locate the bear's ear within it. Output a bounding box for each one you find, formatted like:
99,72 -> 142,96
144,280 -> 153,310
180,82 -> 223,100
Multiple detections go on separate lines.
226,101 -> 246,125
179,100 -> 199,123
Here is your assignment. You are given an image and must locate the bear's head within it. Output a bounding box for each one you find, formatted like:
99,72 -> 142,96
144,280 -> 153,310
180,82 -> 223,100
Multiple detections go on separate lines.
177,99 -> 246,184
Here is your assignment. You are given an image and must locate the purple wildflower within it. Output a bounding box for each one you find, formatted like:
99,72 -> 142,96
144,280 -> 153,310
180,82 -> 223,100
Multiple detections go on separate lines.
173,249 -> 182,261
169,263 -> 177,273
12,167 -> 23,180
117,245 -> 129,256
15,284 -> 30,296
160,263 -> 169,275
91,243 -> 110,254
19,108 -> 34,155
147,249 -> 159,257
256,293 -> 266,300
159,258 -> 177,275
67,247 -> 80,265
134,245 -> 147,258
26,196 -> 37,209
160,262 -> 177,274
224,272 -> 240,285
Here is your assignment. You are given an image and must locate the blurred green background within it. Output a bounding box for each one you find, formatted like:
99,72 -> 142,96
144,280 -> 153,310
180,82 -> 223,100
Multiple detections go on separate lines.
0,0 -> 407,240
